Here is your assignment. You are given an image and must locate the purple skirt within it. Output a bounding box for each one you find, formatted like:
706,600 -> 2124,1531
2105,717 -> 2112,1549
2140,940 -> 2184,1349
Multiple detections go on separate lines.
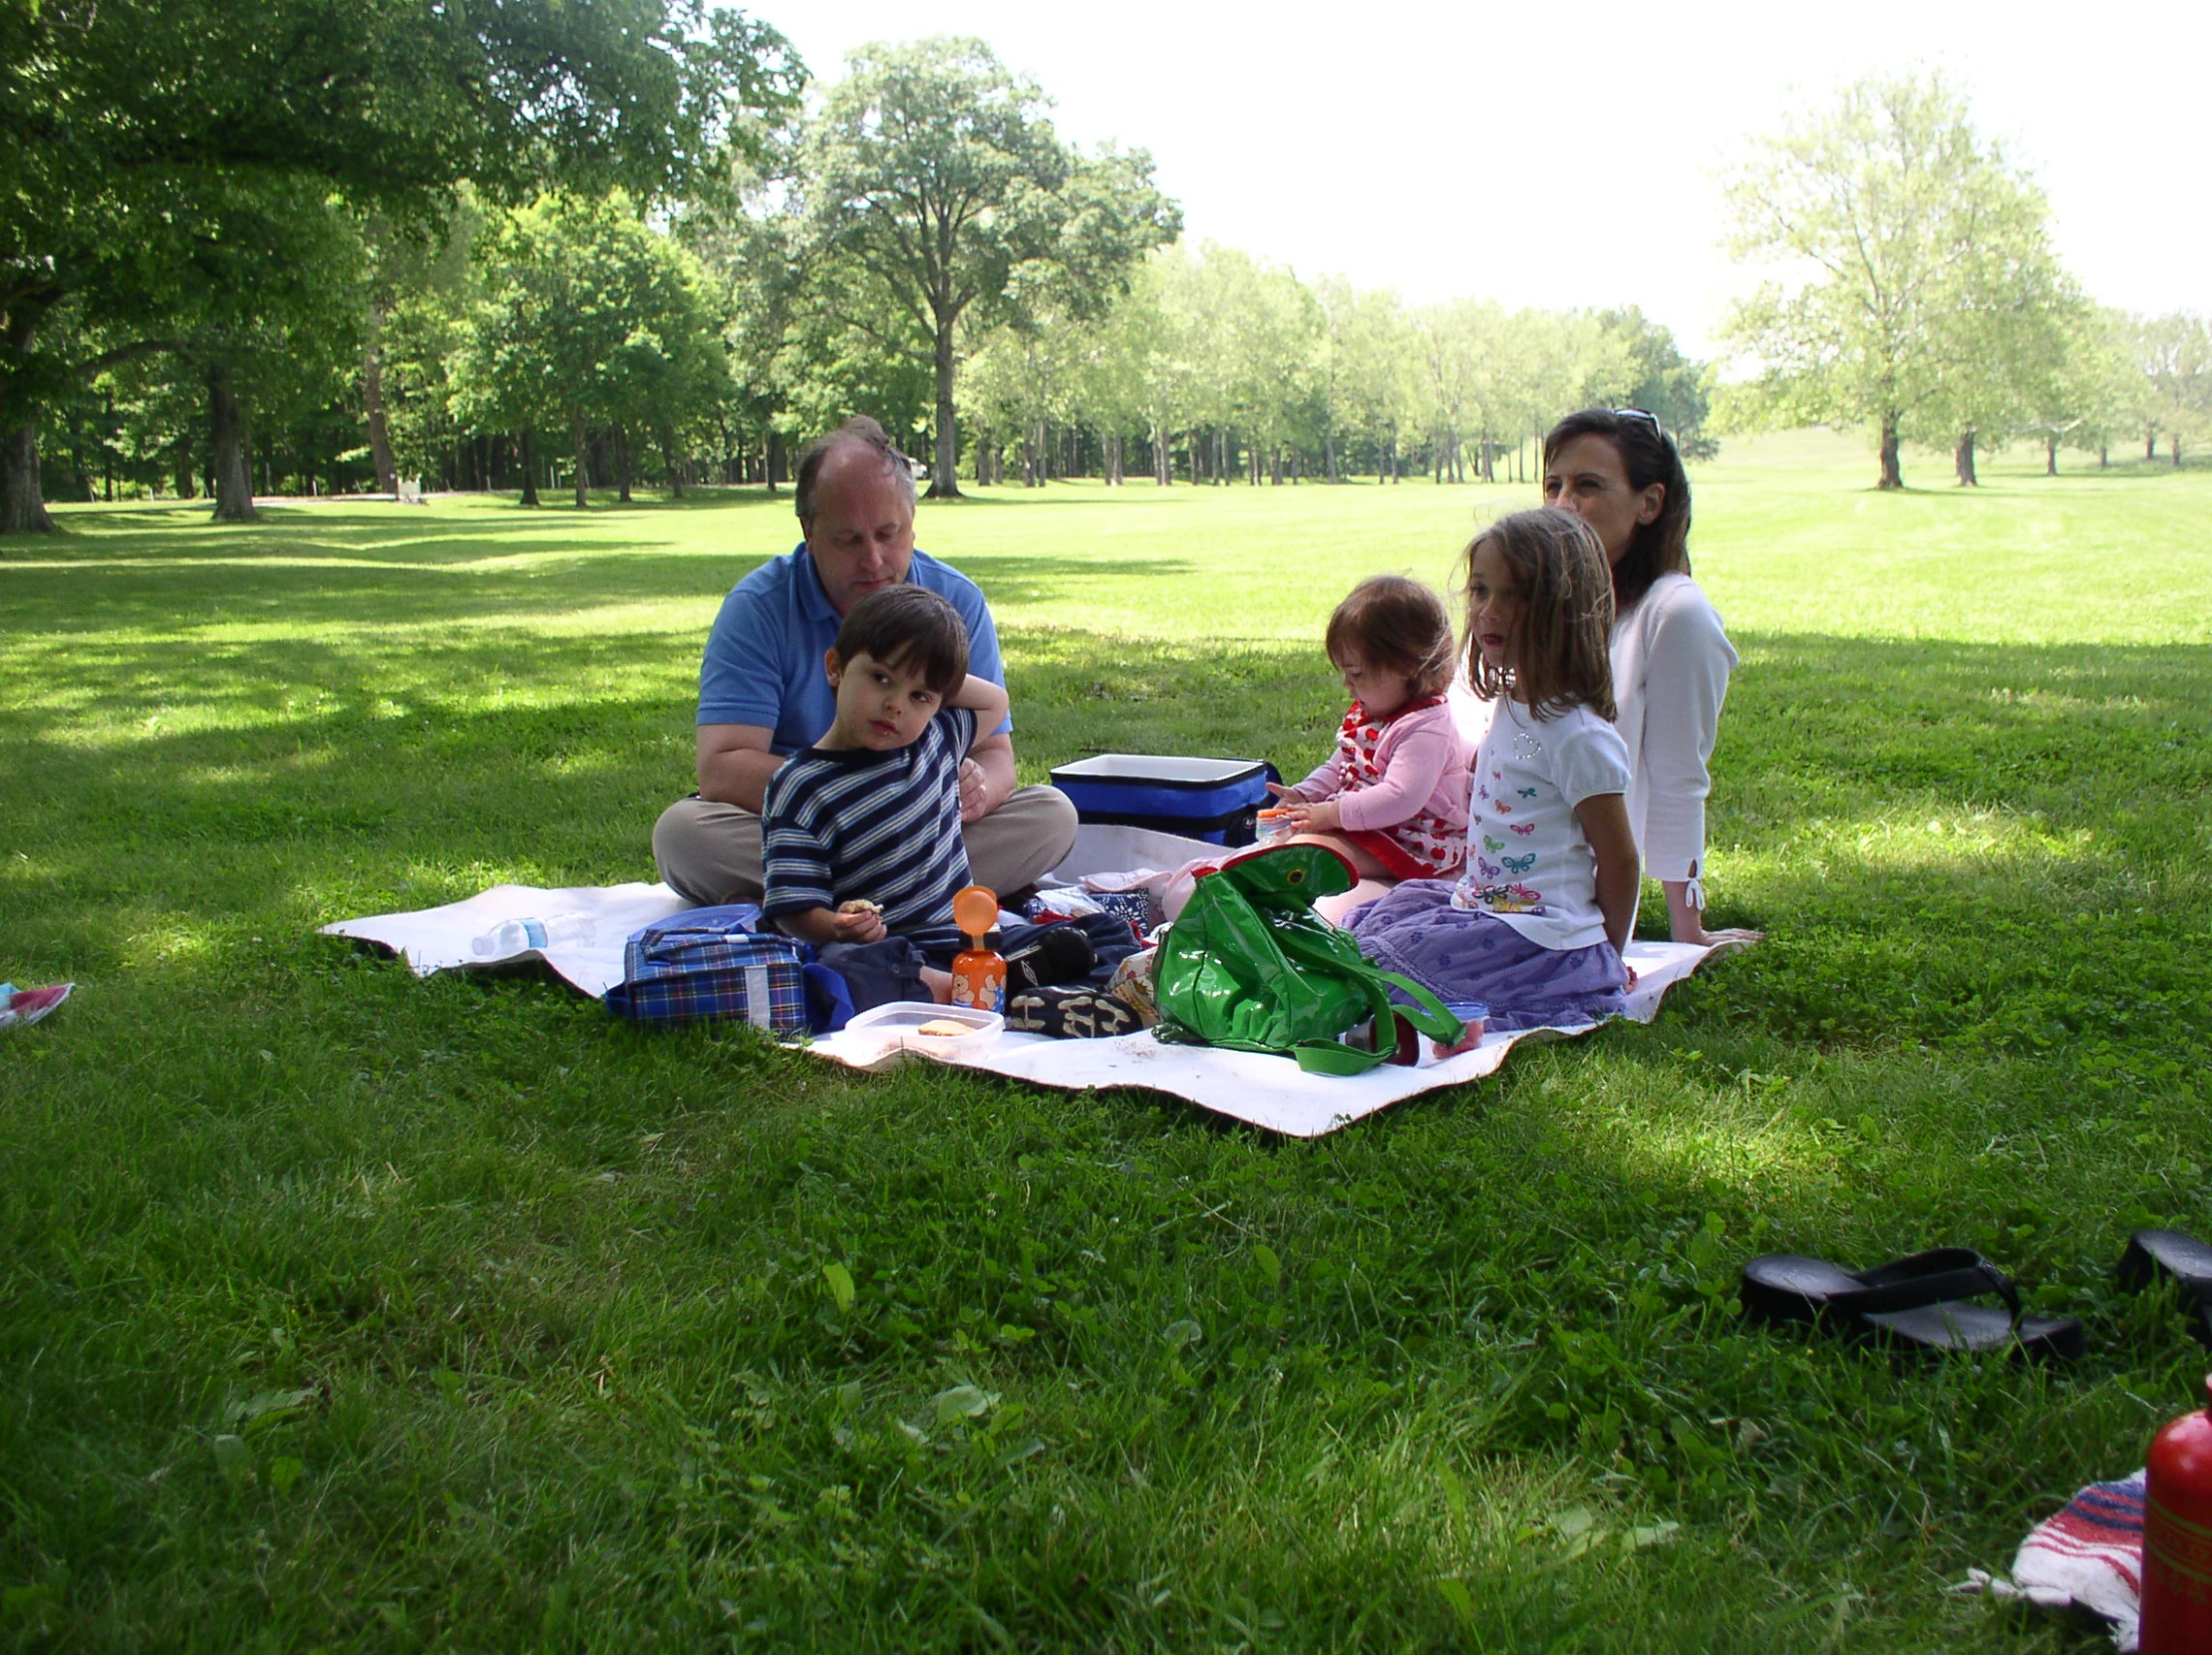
1347,879 -> 1629,1032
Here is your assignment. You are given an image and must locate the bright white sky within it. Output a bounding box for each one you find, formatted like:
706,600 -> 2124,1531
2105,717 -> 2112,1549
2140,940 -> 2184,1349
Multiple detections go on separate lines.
768,0 -> 2209,360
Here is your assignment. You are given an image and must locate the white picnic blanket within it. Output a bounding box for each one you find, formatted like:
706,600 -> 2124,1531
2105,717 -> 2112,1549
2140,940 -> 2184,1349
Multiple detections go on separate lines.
323,825 -> 1742,1138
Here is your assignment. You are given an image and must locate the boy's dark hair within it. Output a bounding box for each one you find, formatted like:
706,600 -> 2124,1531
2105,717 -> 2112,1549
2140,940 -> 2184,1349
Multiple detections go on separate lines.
1324,575 -> 1456,702
832,583 -> 969,695
794,415 -> 916,522
1541,407 -> 1692,613
1463,507 -> 1617,722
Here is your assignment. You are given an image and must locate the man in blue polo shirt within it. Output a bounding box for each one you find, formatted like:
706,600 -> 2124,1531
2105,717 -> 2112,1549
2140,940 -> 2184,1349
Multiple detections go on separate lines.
652,416 -> 1079,906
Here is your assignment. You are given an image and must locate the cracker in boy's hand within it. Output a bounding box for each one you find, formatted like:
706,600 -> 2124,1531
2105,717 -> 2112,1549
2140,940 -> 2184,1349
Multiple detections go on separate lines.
837,899 -> 882,917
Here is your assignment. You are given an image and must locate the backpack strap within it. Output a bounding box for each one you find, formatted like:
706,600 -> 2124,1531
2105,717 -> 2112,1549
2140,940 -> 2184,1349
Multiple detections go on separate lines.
1267,924 -> 1467,1075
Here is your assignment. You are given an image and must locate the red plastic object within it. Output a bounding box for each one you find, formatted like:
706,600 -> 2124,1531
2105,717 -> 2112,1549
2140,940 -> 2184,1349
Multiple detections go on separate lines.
2142,1372 -> 2212,1653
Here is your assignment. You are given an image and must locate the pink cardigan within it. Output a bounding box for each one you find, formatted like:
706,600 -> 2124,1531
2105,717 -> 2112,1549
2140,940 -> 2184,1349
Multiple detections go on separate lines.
1288,696 -> 1471,833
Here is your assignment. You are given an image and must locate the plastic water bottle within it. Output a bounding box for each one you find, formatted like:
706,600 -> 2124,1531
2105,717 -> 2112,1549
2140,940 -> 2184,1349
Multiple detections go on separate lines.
471,915 -> 596,956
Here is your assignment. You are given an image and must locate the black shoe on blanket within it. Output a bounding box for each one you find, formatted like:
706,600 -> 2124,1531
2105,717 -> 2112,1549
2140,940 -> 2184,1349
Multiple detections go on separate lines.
1005,925 -> 1099,992
1006,985 -> 1140,1039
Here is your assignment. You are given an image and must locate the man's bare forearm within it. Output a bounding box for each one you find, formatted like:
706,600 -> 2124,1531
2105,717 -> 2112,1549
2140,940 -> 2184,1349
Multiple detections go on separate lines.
697,745 -> 785,813
963,736 -> 1018,819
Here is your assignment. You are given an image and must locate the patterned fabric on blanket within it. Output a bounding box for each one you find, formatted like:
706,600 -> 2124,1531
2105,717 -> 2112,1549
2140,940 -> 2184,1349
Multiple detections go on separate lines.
1955,1470 -> 2144,1651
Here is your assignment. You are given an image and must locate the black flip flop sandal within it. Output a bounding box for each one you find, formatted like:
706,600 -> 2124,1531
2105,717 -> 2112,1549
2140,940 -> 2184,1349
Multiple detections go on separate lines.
1741,1247 -> 2084,1362
2117,1228 -> 2212,1348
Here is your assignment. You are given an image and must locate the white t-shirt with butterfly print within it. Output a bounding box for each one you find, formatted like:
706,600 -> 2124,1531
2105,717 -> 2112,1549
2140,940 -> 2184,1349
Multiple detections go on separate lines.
1451,696 -> 1632,952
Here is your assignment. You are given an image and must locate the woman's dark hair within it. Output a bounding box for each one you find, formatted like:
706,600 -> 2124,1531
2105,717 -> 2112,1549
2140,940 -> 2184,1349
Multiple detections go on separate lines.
1541,408 -> 1691,612
1324,574 -> 1456,702
794,415 -> 916,523
1462,507 -> 1617,722
831,583 -> 969,695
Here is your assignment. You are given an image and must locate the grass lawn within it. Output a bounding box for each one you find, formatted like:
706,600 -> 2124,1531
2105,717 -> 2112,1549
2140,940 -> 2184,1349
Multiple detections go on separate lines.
3,431 -> 2209,1650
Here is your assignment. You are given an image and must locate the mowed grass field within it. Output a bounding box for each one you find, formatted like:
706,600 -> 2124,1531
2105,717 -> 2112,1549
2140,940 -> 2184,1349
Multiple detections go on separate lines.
3,431 -> 2209,1650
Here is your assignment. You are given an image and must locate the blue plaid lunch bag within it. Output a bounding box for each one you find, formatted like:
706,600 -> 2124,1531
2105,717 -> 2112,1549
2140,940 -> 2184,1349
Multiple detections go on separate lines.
604,904 -> 811,1033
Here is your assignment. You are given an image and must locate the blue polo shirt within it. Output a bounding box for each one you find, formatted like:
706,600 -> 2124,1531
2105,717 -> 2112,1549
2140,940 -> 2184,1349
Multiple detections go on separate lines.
696,542 -> 1011,755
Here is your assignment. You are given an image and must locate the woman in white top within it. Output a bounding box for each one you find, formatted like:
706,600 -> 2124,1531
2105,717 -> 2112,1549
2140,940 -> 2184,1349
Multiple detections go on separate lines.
1540,408 -> 1758,947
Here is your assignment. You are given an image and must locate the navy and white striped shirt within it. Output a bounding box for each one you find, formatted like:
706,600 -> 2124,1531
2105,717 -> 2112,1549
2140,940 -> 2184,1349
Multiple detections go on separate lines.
760,706 -> 977,936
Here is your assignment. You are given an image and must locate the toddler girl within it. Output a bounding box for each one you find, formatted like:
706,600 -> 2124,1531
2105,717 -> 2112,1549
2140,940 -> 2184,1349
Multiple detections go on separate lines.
1268,574 -> 1472,881
1348,509 -> 1640,1032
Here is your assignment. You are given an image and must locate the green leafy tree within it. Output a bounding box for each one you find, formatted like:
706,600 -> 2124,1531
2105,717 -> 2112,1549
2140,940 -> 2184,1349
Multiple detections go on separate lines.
798,37 -> 1177,497
2134,312 -> 2212,467
1300,281 -> 1417,484
678,174 -> 808,489
360,200 -> 485,497
2013,306 -> 2139,473
453,193 -> 724,508
1,0 -> 801,534
1504,310 -> 1639,470
186,188 -> 371,520
1720,72 -> 2076,490
1602,308 -> 1718,461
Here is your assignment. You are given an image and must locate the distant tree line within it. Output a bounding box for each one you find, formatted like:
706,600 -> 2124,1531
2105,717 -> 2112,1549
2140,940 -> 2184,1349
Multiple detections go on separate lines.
8,36 -> 2206,533
1718,72 -> 2210,488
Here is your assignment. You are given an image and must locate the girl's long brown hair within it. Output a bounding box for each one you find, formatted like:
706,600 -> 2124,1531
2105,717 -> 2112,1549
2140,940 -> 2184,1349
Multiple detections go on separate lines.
1462,507 -> 1617,721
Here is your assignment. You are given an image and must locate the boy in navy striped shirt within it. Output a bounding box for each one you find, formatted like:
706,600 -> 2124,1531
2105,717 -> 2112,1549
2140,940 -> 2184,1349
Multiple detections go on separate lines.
760,585 -> 1009,958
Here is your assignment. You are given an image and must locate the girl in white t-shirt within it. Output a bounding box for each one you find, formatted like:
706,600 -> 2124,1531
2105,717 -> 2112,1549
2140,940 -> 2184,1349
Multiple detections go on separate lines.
1348,507 -> 1641,1033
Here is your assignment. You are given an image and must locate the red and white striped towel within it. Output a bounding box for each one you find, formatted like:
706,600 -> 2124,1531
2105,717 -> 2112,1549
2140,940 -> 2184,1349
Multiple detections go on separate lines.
1956,1470 -> 2144,1651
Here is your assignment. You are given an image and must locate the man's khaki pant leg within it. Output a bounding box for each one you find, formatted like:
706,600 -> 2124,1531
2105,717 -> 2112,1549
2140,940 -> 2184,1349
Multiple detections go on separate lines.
653,796 -> 766,906
964,784 -> 1079,897
652,783 -> 1079,908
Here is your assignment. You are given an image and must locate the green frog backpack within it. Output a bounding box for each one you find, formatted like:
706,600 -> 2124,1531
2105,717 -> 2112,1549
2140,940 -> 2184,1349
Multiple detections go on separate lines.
1152,843 -> 1462,1075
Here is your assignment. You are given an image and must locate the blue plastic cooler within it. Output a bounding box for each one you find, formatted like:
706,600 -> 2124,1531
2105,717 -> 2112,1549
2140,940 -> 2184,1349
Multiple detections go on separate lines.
1049,754 -> 1278,846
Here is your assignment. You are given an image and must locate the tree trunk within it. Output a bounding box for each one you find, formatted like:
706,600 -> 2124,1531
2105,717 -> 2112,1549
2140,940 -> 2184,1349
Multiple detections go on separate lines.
615,426 -> 633,502
2173,434 -> 2183,468
1,422 -> 56,535
0,298 -> 59,534
1953,429 -> 1978,488
766,428 -> 785,495
363,328 -> 397,496
662,425 -> 684,497
2046,435 -> 2057,477
2147,428 -> 2157,462
572,417 -> 589,508
928,312 -> 962,498
208,362 -> 257,522
1878,419 -> 1903,490
517,428 -> 540,506
1324,431 -> 1340,484
2099,443 -> 2109,469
